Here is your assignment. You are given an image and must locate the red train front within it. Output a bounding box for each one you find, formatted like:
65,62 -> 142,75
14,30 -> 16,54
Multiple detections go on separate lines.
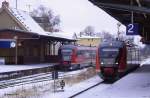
96,40 -> 127,80
58,44 -> 96,70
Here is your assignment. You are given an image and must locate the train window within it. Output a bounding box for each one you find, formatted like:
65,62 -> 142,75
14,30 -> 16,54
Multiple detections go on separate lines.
77,51 -> 81,55
102,48 -> 118,52
77,50 -> 84,55
101,58 -> 116,64
100,48 -> 119,58
63,56 -> 71,61
61,49 -> 72,61
101,52 -> 119,58
62,49 -> 72,53
84,52 -> 90,58
62,49 -> 72,52
90,51 -> 96,58
61,49 -> 72,55
100,48 -> 119,64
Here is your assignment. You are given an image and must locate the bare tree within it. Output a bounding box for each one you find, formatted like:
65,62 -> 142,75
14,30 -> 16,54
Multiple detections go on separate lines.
100,31 -> 115,41
82,26 -> 95,36
30,5 -> 61,32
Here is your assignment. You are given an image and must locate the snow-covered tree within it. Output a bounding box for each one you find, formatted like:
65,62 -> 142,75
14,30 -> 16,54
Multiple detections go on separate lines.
30,5 -> 61,32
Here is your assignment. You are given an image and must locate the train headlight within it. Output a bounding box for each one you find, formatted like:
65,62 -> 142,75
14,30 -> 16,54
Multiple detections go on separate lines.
101,62 -> 104,64
116,62 -> 118,64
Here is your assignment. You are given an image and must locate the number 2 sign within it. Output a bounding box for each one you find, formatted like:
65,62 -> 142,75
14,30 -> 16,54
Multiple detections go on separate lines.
126,23 -> 139,35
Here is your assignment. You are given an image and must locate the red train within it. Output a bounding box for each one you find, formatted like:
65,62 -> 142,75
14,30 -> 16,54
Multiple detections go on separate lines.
96,40 -> 139,81
57,44 -> 97,70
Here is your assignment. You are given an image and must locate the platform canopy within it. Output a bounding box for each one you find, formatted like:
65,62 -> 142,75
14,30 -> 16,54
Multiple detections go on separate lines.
89,0 -> 150,44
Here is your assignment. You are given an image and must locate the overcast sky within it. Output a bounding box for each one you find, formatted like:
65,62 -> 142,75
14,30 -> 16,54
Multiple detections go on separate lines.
0,0 -> 125,35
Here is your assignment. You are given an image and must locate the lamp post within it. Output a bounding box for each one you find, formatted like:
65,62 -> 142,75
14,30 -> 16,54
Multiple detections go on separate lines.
14,36 -> 18,65
117,22 -> 121,40
90,43 -> 92,66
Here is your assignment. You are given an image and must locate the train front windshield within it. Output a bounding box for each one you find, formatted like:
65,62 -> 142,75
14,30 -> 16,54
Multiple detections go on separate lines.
100,48 -> 119,66
61,49 -> 72,61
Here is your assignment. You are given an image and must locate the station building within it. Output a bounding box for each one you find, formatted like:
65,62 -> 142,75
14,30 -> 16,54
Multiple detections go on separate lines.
0,1 -> 76,64
76,35 -> 101,47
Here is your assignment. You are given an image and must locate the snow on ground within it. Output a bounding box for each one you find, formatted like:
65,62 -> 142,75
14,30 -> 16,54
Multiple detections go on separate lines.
0,63 -> 54,72
43,75 -> 103,98
75,58 -> 150,98
76,82 -> 112,98
0,75 -> 102,98
0,67 -> 98,98
43,58 -> 150,98
1,58 -> 150,98
96,65 -> 150,98
140,57 -> 150,66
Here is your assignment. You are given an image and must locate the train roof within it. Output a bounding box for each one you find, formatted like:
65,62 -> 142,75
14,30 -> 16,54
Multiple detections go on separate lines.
100,40 -> 125,48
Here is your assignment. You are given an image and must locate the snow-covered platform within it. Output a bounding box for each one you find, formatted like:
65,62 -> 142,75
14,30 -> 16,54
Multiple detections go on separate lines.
0,63 -> 56,73
91,64 -> 150,98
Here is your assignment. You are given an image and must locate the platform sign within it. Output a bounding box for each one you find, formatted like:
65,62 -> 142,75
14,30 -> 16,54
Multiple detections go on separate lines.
0,40 -> 16,48
126,23 -> 139,35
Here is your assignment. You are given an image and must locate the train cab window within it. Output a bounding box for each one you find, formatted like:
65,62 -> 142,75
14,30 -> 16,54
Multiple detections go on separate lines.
100,48 -> 119,58
61,49 -> 73,61
100,48 -> 119,65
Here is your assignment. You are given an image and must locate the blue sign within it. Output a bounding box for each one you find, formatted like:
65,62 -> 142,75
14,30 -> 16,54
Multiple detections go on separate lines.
0,40 -> 16,48
126,23 -> 139,35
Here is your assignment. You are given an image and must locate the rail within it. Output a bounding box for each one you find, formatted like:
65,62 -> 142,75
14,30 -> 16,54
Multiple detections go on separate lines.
68,81 -> 105,98
0,68 -> 90,89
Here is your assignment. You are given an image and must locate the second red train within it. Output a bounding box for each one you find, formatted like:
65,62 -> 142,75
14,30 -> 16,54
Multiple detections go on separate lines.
57,44 -> 97,70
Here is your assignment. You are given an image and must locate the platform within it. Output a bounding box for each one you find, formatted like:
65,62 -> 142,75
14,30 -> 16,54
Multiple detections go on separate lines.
0,63 -> 56,73
98,64 -> 150,98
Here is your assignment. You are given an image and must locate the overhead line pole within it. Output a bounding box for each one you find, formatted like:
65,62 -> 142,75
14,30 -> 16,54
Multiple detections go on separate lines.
131,0 -> 134,24
16,0 -> 17,9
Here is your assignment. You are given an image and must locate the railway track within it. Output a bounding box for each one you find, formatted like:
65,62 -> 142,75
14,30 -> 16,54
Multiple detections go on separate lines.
68,81 -> 105,98
0,65 -> 93,81
0,72 -> 52,89
0,68 -> 89,89
0,65 -> 54,81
